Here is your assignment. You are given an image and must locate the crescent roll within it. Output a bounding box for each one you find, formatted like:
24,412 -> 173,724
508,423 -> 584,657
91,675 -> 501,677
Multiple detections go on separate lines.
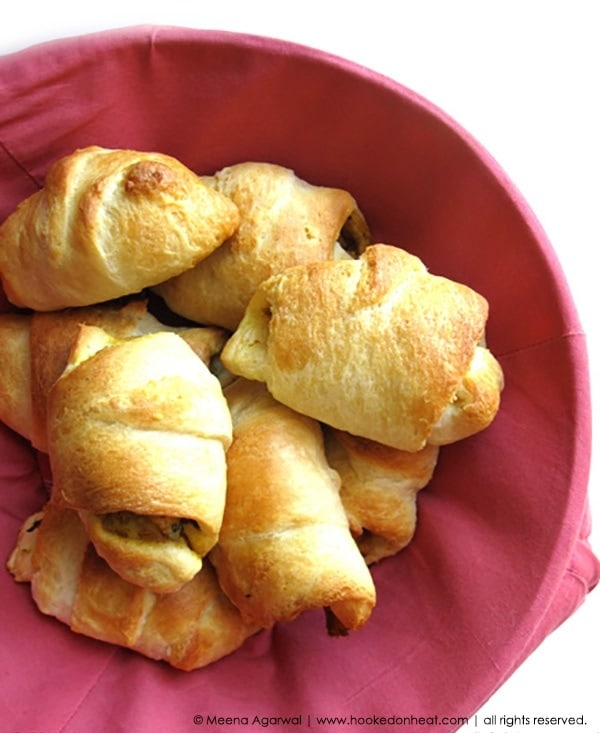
210,378 -> 376,635
0,146 -> 240,310
221,244 -> 504,451
0,299 -> 228,452
323,427 -> 439,565
46,326 -> 232,593
7,504 -> 259,671
154,161 -> 371,330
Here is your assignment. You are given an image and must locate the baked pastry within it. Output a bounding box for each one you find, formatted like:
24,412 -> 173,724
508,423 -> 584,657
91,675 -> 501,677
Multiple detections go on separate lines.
221,244 -> 504,451
0,146 -> 240,310
0,312 -> 32,445
154,161 -> 371,330
7,504 -> 259,671
210,378 -> 376,635
0,299 -> 228,452
46,325 -> 232,593
323,427 -> 439,564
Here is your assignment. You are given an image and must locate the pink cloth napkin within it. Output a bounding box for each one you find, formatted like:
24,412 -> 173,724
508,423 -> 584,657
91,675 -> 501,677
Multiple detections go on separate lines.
1,26 -> 598,732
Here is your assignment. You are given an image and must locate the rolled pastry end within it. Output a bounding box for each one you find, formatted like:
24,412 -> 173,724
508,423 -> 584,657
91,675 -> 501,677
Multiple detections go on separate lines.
6,511 -> 45,583
80,511 -> 207,594
324,428 -> 440,565
8,504 -> 260,670
428,346 -> 504,446
210,525 -> 377,634
326,595 -> 377,637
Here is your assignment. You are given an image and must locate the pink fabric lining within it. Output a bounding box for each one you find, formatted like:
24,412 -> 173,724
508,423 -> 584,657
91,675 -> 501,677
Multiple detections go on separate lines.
1,26 -> 597,732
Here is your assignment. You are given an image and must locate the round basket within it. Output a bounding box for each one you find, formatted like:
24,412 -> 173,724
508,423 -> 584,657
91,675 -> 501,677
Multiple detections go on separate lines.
0,26 -> 597,732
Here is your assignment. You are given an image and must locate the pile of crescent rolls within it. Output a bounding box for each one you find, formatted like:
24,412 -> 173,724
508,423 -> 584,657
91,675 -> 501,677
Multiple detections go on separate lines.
0,146 -> 504,671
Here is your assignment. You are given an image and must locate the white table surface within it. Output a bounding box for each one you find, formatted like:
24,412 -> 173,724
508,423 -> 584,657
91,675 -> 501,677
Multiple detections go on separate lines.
2,3 -> 598,731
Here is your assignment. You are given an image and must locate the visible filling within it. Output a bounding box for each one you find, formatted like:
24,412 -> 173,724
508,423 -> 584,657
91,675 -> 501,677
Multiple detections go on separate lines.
337,209 -> 371,257
101,511 -> 201,548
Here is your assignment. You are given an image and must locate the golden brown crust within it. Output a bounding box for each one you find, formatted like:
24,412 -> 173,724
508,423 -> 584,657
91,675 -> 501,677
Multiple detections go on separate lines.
0,299 -> 229,453
7,504 -> 259,670
46,326 -> 232,592
154,161 -> 370,330
0,313 -> 33,442
221,244 -> 500,451
324,428 -> 439,564
210,379 -> 376,633
428,345 -> 505,445
135,557 -> 260,671
0,146 -> 240,310
29,300 -> 168,450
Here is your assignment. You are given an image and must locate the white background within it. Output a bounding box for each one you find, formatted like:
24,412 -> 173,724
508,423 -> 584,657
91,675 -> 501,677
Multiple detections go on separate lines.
1,2 -> 598,730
